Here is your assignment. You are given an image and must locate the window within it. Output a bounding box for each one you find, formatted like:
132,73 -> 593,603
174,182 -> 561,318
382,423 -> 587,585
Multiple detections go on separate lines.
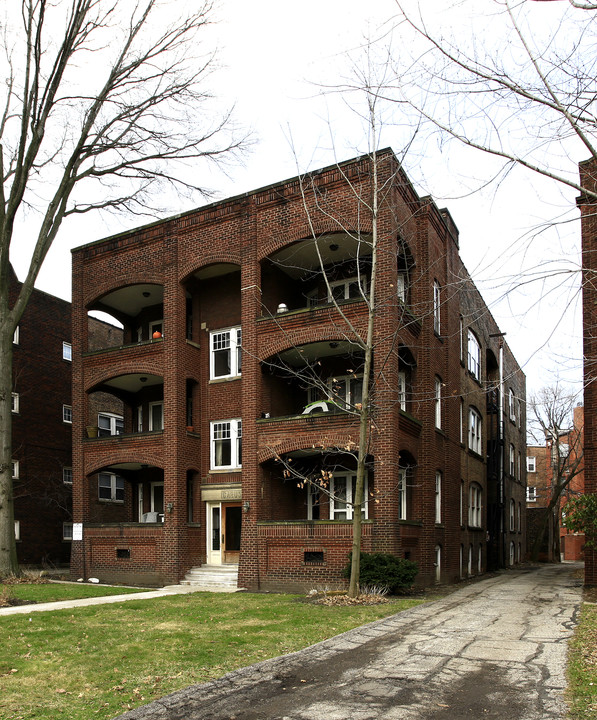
517,502 -> 522,532
148,402 -> 163,432
63,405 -> 72,424
210,327 -> 242,379
469,483 -> 482,527
460,480 -> 464,526
433,281 -> 441,334
398,371 -> 406,411
136,405 -> 143,433
14,520 -> 20,541
527,456 -> 536,473
398,468 -> 407,520
459,317 -> 464,362
509,389 -> 516,422
397,273 -> 407,303
468,407 -> 482,455
149,320 -> 163,339
11,392 -> 19,414
328,375 -> 363,411
62,342 -> 72,361
526,486 -> 537,502
509,499 -> 515,532
467,330 -> 481,380
328,277 -> 367,303
434,376 -> 442,429
98,472 -> 125,502
509,444 -> 516,477
63,467 -> 73,484
98,412 -> 124,437
63,522 -> 73,541
460,399 -> 464,444
330,473 -> 368,520
211,419 -> 242,469
13,326 -> 19,345
307,483 -> 321,520
435,472 -> 442,524
11,460 -> 19,480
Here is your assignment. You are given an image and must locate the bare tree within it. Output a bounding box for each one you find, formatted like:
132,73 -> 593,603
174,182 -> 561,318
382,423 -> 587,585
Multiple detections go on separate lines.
0,0 -> 246,576
527,385 -> 584,561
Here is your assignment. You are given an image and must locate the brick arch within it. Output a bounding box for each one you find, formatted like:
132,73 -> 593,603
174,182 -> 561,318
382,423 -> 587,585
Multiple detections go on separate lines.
85,457 -> 164,477
258,221 -> 370,263
179,257 -> 242,285
84,276 -> 164,310
258,330 -> 365,363
85,365 -> 163,393
258,434 -> 357,464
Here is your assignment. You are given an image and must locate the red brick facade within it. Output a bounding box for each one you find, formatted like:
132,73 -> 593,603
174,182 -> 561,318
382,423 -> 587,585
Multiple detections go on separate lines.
70,150 -> 526,589
578,159 -> 597,584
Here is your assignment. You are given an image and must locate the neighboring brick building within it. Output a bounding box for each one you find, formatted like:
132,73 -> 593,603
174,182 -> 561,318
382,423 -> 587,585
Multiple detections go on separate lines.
10,265 -> 122,566
578,159 -> 597,584
70,149 -> 526,590
526,406 -> 584,562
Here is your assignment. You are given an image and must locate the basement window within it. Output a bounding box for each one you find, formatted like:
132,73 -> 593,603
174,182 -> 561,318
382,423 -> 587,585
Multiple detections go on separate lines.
304,551 -> 324,565
116,548 -> 131,560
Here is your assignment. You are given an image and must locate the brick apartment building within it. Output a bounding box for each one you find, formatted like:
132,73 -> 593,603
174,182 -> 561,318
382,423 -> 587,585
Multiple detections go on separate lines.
578,159 -> 597,584
70,149 -> 526,590
10,265 -> 122,566
526,405 -> 585,562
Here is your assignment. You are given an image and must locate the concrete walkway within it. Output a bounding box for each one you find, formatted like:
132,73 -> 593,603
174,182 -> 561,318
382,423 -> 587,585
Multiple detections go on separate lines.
111,563 -> 583,720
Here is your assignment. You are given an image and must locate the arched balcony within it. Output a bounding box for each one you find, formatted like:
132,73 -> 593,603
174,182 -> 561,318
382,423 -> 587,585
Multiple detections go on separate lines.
86,283 -> 165,353
260,233 -> 372,316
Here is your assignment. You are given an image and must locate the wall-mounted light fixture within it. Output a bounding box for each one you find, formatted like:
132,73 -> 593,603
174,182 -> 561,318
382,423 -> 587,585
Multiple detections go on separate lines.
243,501 -> 250,513
167,502 -> 174,513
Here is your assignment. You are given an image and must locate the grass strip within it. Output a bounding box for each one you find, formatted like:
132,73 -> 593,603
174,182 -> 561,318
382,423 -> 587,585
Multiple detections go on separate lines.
567,602 -> 597,719
1,583 -> 144,605
0,591 -> 424,720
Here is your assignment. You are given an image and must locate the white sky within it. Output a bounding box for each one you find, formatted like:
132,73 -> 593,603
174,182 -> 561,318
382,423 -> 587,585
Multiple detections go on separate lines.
10,0 -> 584,399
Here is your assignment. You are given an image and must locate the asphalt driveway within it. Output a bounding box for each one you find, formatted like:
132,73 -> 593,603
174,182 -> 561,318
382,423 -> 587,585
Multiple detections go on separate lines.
114,562 -> 583,720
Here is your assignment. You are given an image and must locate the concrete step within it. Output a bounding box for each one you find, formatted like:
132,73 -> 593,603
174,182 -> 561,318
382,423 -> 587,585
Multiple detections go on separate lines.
180,564 -> 239,589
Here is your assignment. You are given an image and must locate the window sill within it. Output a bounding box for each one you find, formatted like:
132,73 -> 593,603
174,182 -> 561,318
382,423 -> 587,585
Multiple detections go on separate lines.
209,375 -> 241,384
209,468 -> 242,474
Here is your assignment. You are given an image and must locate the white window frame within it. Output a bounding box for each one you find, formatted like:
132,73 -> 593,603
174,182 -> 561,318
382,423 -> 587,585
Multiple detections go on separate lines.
13,326 -> 19,345
460,480 -> 464,526
98,412 -> 124,437
526,456 -> 536,473
397,273 -> 407,303
327,374 -> 363,411
398,468 -> 407,520
150,481 -> 165,521
98,472 -> 125,503
433,281 -> 441,334
63,467 -> 73,485
210,327 -> 242,380
148,401 -> 164,432
63,404 -> 72,424
328,276 -> 367,303
62,341 -> 72,361
136,405 -> 143,432
435,471 -> 442,524
469,483 -> 482,528
467,330 -> 481,380
330,473 -> 368,520
12,460 -> 19,480
509,389 -> 516,422
469,407 -> 482,455
509,444 -> 516,477
509,499 -> 516,532
11,392 -> 19,414
63,522 -> 73,541
434,377 -> 442,429
526,486 -> 537,502
210,419 -> 242,470
398,371 -> 406,411
14,520 -> 20,541
149,319 -> 164,339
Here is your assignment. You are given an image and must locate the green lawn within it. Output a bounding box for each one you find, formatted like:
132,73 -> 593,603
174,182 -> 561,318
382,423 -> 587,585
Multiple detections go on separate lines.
1,582 -> 144,604
567,602 -> 597,718
0,590 -> 425,720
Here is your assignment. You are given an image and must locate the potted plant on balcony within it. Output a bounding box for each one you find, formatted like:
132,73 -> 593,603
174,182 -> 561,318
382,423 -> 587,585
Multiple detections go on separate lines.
86,425 -> 99,438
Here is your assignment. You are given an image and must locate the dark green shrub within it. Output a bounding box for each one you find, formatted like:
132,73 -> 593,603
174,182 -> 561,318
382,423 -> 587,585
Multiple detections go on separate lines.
343,552 -> 418,594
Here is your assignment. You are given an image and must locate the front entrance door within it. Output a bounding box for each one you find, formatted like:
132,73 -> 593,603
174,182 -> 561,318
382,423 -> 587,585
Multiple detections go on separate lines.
207,502 -> 242,565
